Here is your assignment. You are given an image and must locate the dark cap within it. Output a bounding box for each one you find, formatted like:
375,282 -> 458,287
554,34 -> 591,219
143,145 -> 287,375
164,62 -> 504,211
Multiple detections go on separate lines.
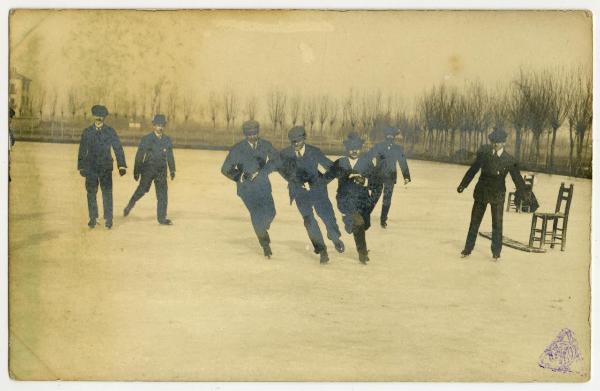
242,120 -> 260,135
343,132 -> 364,151
9,107 -> 15,118
152,114 -> 167,126
488,129 -> 508,143
383,125 -> 400,136
288,126 -> 306,142
91,105 -> 109,117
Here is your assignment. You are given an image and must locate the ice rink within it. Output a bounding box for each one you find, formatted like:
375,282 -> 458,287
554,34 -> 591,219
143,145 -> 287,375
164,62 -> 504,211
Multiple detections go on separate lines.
8,142 -> 591,381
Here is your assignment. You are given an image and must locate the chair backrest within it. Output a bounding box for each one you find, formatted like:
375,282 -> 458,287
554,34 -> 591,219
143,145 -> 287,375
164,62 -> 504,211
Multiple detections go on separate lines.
523,174 -> 535,190
555,182 -> 574,216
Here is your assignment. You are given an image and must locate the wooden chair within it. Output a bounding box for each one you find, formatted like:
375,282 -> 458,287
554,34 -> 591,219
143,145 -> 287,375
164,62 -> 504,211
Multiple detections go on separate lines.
506,174 -> 535,213
528,183 -> 574,251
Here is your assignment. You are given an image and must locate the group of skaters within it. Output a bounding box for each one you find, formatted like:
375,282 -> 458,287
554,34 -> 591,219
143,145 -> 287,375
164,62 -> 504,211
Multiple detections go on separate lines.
49,104 -> 532,265
221,120 -> 413,265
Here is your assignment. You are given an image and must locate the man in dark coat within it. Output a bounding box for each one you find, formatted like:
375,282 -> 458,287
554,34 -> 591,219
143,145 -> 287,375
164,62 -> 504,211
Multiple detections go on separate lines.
326,133 -> 375,264
367,124 -> 411,228
457,128 -> 528,260
77,105 -> 127,229
279,126 -> 344,264
221,120 -> 280,258
123,114 -> 176,225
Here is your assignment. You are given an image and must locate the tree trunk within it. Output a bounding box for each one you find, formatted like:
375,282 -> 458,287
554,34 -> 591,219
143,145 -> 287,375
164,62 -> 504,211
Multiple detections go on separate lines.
549,126 -> 558,172
514,127 -> 522,162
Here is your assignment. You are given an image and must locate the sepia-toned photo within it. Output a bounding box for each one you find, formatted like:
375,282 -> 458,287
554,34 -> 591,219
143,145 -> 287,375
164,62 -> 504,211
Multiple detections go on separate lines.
6,8 -> 593,382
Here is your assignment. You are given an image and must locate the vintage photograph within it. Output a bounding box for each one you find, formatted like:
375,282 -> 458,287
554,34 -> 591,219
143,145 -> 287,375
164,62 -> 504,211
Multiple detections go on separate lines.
7,9 -> 592,381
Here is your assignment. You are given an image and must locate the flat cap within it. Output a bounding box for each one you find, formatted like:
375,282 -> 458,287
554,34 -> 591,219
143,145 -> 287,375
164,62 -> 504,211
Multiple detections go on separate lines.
288,126 -> 306,142
383,125 -> 400,136
488,129 -> 508,143
152,114 -> 167,125
343,132 -> 364,150
242,120 -> 260,135
91,105 -> 109,117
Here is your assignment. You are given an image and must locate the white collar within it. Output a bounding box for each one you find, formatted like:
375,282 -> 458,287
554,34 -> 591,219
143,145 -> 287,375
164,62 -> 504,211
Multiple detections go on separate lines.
296,145 -> 306,157
348,156 -> 358,169
494,148 -> 504,157
248,139 -> 259,148
154,131 -> 163,139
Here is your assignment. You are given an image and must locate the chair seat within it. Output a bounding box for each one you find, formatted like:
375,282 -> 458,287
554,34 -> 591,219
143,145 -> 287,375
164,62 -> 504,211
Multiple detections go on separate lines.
533,212 -> 565,218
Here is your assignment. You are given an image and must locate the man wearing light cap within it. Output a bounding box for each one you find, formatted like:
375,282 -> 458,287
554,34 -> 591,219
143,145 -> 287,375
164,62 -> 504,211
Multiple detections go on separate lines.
457,128 -> 530,261
279,126 -> 344,264
124,114 -> 176,225
221,120 -> 280,258
77,105 -> 127,229
325,132 -> 376,264
366,123 -> 411,228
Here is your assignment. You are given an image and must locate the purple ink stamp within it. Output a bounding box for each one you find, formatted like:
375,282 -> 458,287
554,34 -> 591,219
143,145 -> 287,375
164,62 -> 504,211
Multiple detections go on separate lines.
538,328 -> 583,373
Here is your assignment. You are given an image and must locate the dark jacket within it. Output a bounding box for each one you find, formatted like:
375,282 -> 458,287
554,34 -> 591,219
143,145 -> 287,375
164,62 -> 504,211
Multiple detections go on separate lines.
459,145 -> 527,204
133,132 -> 175,177
279,144 -> 333,201
221,138 -> 279,196
77,124 -> 126,172
367,141 -> 410,183
326,155 -> 375,214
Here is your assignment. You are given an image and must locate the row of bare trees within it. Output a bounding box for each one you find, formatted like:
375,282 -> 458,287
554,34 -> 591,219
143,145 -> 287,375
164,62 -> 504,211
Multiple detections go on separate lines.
19,67 -> 592,176
412,69 -> 592,176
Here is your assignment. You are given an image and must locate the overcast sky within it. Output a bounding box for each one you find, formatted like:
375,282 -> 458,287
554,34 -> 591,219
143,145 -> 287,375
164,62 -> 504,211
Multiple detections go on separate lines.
9,9 -> 592,109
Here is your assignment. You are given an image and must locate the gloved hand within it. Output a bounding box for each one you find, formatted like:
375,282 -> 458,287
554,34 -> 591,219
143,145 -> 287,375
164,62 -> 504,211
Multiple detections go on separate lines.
79,169 -> 87,178
134,172 -> 140,181
119,168 -> 126,176
457,186 -> 465,193
353,175 -> 366,185
170,172 -> 176,180
242,172 -> 258,182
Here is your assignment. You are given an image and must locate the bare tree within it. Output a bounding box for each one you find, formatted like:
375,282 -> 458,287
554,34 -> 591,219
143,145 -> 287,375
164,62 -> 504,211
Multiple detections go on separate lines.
223,89 -> 238,129
166,87 -> 179,125
545,71 -> 572,171
288,94 -> 301,126
67,87 -> 79,120
569,71 -> 592,175
245,95 -> 258,121
208,91 -> 220,130
267,90 -> 287,145
342,89 -> 359,129
182,90 -> 196,123
515,69 -> 552,165
506,77 -> 529,161
328,99 -> 339,138
303,96 -> 317,134
32,86 -> 46,121
318,95 -> 330,136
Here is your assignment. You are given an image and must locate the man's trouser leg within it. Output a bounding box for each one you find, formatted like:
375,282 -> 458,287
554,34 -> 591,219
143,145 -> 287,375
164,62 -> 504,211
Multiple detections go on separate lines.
85,171 -> 100,220
490,201 -> 504,256
155,172 -> 168,222
242,190 -> 276,249
99,170 -> 113,221
311,186 -> 341,243
295,190 -> 326,253
368,181 -> 383,214
380,181 -> 395,224
127,173 -> 154,209
351,212 -> 367,253
464,200 -> 487,253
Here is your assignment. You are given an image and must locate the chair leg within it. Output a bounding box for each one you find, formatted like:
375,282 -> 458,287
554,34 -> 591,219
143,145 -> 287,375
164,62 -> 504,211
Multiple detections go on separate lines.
540,218 -> 548,247
550,219 -> 558,249
561,222 -> 568,251
529,215 -> 537,247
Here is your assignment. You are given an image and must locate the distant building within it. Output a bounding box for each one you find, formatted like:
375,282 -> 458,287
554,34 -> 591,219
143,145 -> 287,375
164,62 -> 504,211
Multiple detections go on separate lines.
9,67 -> 32,117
